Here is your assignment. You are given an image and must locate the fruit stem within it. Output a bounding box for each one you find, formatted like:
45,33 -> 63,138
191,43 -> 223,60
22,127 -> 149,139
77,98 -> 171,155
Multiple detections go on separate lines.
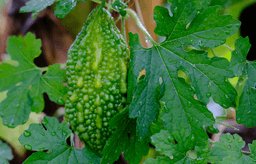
125,8 -> 156,45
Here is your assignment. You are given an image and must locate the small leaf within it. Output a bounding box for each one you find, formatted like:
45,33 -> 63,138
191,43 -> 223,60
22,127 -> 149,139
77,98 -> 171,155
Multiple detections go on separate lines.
214,133 -> 256,163
55,0 -> 88,18
112,0 -> 127,16
19,116 -> 101,164
0,33 -> 66,127
0,140 -> 14,164
20,0 -> 55,16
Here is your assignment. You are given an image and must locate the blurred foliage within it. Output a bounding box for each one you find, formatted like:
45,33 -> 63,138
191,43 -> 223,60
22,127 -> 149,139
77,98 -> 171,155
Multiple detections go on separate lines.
0,112 -> 44,155
54,0 -> 93,39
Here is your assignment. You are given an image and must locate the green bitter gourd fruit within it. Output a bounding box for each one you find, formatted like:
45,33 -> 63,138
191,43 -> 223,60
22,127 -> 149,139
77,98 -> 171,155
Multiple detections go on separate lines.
65,5 -> 129,155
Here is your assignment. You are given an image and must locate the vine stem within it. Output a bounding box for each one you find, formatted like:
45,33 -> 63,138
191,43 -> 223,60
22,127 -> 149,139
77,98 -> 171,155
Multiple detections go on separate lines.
90,0 -> 156,46
134,0 -> 152,47
115,15 -> 122,24
125,8 -> 156,45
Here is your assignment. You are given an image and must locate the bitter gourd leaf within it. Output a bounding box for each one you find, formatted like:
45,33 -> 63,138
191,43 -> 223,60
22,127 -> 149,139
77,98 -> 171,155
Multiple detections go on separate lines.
20,0 -> 87,18
128,0 -> 240,143
229,37 -> 256,127
65,4 -> 129,155
0,33 -> 66,128
101,108 -> 150,164
144,131 -> 256,164
19,116 -> 101,164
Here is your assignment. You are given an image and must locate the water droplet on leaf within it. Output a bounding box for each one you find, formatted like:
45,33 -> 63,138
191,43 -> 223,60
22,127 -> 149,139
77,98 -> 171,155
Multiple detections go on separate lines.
24,144 -> 32,150
198,40 -> 205,48
225,31 -> 231,35
51,132 -> 56,136
24,130 -> 31,137
227,25 -> 232,29
188,101 -> 192,107
238,139 -> 243,143
173,6 -> 178,14
214,32 -> 219,37
39,147 -> 45,151
206,93 -> 211,98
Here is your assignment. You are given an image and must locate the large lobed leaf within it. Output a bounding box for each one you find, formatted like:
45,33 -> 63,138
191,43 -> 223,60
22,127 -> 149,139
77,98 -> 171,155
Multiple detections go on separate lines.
128,0 -> 240,144
0,33 -> 66,128
19,116 -> 101,164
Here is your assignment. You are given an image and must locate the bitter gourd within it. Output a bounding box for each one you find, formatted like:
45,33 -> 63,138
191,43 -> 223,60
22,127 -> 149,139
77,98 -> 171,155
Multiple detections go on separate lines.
65,5 -> 129,155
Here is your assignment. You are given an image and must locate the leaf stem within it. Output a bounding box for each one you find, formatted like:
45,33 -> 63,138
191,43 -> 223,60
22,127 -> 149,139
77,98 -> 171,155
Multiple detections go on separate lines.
38,67 -> 48,72
115,15 -> 122,24
224,44 -> 234,51
70,132 -> 74,147
125,8 -> 156,45
241,150 -> 251,154
218,122 -> 239,131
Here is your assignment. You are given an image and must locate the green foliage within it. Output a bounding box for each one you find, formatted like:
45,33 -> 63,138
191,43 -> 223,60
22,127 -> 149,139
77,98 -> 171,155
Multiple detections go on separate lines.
20,0 -> 87,18
111,0 -> 127,16
1,0 -> 255,163
65,5 -> 129,154
229,37 -> 256,127
102,108 -> 150,164
144,131 -> 256,164
0,140 -> 13,164
19,116 -> 101,164
128,0 -> 241,144
0,33 -> 66,128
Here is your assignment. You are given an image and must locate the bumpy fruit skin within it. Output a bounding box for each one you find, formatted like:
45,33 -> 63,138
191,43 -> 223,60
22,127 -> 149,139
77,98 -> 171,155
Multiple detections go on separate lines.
65,6 -> 129,154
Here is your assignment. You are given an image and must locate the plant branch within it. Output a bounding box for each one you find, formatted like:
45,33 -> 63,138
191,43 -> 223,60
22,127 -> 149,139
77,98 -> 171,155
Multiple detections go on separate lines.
125,8 -> 156,45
